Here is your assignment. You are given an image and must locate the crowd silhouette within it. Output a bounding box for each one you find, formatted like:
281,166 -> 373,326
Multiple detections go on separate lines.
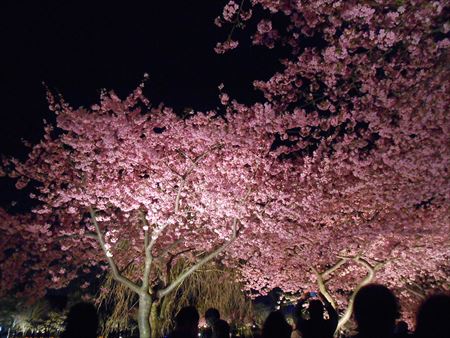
59,284 -> 449,338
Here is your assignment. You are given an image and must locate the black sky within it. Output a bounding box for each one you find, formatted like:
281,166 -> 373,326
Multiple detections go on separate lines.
0,1 -> 281,155
0,1 -> 282,207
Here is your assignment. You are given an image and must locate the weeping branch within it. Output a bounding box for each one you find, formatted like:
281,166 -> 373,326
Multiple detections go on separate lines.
157,218 -> 238,299
97,264 -> 140,338
98,259 -> 253,338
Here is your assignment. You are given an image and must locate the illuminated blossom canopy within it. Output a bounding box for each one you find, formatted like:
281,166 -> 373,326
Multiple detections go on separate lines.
214,0 -> 449,326
1,0 -> 449,336
1,80 -> 307,337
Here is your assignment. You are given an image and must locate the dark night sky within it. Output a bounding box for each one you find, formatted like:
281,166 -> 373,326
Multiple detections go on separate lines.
0,1 -> 282,207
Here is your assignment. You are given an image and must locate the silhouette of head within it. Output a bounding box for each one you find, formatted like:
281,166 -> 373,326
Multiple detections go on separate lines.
212,319 -> 230,338
415,293 -> 450,338
353,284 -> 399,336
262,310 -> 291,338
174,306 -> 200,337
308,299 -> 324,320
395,320 -> 408,334
205,307 -> 221,327
61,302 -> 98,338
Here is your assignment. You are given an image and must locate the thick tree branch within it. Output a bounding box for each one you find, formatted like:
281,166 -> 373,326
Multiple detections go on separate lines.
312,258 -> 348,308
140,211 -> 152,292
89,206 -> 141,294
174,180 -> 185,213
155,239 -> 183,259
336,257 -> 385,331
156,218 -> 238,299
322,258 -> 348,281
57,232 -> 98,241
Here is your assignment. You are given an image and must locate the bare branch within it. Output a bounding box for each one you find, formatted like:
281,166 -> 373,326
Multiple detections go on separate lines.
175,149 -> 192,163
405,284 -> 426,299
140,211 -> 152,292
312,258 -> 348,308
401,279 -> 426,299
57,232 -> 98,241
322,258 -> 348,281
141,212 -> 149,252
85,232 -> 99,240
161,247 -> 195,286
336,257 -> 385,331
155,239 -> 183,259
164,161 -> 183,178
157,218 -> 238,299
174,180 -> 185,213
184,143 -> 223,177
89,206 -> 141,294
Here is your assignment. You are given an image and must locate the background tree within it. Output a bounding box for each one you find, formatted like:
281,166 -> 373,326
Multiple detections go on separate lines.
215,0 -> 450,330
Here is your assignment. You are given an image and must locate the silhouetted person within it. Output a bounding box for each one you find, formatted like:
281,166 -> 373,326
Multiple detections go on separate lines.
212,319 -> 230,338
60,302 -> 98,338
296,292 -> 338,338
203,308 -> 221,338
168,306 -> 200,338
394,320 -> 410,337
262,310 -> 292,338
414,293 -> 450,338
351,284 -> 399,338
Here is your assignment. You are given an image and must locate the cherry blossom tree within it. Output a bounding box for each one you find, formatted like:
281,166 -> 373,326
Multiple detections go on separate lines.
215,0 -> 449,330
1,0 -> 449,336
0,209 -> 72,300
1,79 -> 309,337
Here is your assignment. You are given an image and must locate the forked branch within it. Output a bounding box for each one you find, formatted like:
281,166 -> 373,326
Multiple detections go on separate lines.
89,206 -> 141,294
313,255 -> 387,333
312,258 -> 348,308
336,256 -> 385,331
156,218 -> 238,299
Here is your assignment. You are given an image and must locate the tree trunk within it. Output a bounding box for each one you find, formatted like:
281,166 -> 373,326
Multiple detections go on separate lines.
138,293 -> 152,338
150,301 -> 160,338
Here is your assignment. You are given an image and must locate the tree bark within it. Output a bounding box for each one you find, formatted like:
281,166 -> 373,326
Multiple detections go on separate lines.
138,293 -> 152,338
314,256 -> 384,335
150,301 -> 160,338
336,257 -> 382,332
